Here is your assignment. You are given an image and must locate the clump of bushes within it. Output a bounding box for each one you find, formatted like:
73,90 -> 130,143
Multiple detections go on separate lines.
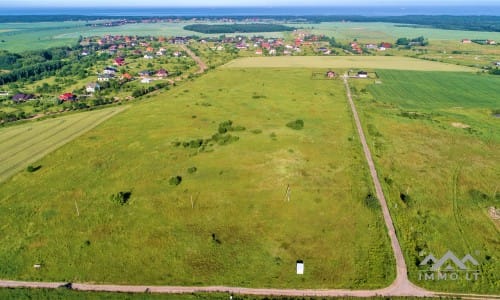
286,119 -> 304,130
111,191 -> 132,205
169,176 -> 182,186
26,165 -> 41,172
364,193 -> 379,209
175,120 -> 244,151
218,120 -> 246,133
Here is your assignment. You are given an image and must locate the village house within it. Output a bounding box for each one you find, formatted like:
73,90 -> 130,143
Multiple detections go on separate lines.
59,93 -> 76,101
461,39 -> 472,44
141,77 -> 153,84
121,73 -> 133,81
326,70 -> 336,78
380,42 -> 392,49
138,70 -> 151,78
156,69 -> 169,78
114,57 -> 125,66
103,67 -> 117,75
86,83 -> 100,93
143,54 -> 154,59
12,93 -> 34,103
357,71 -> 368,78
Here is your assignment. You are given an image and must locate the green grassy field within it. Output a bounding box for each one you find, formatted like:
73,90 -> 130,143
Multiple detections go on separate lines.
350,70 -> 500,293
0,68 -> 394,288
0,106 -> 128,183
309,22 -> 500,43
223,56 -> 478,72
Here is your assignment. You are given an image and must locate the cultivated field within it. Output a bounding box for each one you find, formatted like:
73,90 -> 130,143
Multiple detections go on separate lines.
350,70 -> 500,293
223,56 -> 478,72
0,68 -> 394,288
310,22 -> 500,42
0,106 -> 128,183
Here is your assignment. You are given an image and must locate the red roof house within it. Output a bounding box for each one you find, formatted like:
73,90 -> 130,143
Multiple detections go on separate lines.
114,57 -> 125,66
59,93 -> 76,101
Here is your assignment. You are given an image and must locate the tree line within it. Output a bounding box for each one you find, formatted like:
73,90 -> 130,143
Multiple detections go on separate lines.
184,23 -> 296,34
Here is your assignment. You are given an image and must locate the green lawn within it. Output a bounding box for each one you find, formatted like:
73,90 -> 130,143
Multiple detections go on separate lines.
0,68 -> 394,288
223,56 -> 477,72
0,106 -> 128,183
351,70 -> 500,294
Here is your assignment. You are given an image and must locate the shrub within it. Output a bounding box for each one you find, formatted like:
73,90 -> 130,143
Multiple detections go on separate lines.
251,129 -> 262,134
187,166 -> 197,174
169,176 -> 182,186
286,119 -> 304,130
111,191 -> 131,205
364,193 -> 379,209
26,165 -> 41,172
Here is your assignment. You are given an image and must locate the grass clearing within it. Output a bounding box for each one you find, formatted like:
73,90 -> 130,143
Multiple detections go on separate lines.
350,70 -> 500,293
223,56 -> 478,72
0,68 -> 394,288
0,106 -> 128,183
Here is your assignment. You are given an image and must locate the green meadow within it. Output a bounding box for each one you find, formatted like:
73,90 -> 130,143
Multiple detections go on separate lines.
309,22 -> 500,43
0,106 -> 128,184
350,70 -> 500,293
0,68 -> 394,288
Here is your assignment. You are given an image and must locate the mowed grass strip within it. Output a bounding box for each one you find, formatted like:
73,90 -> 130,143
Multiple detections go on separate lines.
350,70 -> 500,294
0,68 -> 394,288
0,106 -> 128,183
223,56 -> 478,72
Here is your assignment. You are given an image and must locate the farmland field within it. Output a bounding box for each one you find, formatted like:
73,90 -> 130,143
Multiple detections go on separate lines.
0,106 -> 128,183
224,56 -> 478,72
309,22 -> 500,43
350,70 -> 500,293
0,68 -> 394,288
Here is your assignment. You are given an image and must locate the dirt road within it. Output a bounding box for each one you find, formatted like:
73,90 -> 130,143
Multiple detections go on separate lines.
342,75 -> 428,296
180,44 -> 207,74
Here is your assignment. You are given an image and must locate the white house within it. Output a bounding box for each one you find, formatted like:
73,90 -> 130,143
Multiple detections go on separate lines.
141,77 -> 153,84
86,83 -> 100,93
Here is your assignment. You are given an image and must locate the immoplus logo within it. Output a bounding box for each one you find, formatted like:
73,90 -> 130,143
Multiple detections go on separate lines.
418,250 -> 480,281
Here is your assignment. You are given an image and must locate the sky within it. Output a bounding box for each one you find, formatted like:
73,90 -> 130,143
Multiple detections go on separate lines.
3,0 -> 500,7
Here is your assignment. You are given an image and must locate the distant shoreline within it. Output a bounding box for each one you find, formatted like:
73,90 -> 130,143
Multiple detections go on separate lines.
1,5 -> 500,17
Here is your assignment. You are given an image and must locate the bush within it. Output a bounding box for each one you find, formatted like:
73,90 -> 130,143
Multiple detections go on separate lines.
286,119 -> 304,130
169,176 -> 182,186
26,165 -> 41,172
110,191 -> 131,205
187,166 -> 197,174
364,193 -> 379,209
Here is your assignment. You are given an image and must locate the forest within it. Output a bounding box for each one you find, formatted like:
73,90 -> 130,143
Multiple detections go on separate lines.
183,23 -> 296,34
